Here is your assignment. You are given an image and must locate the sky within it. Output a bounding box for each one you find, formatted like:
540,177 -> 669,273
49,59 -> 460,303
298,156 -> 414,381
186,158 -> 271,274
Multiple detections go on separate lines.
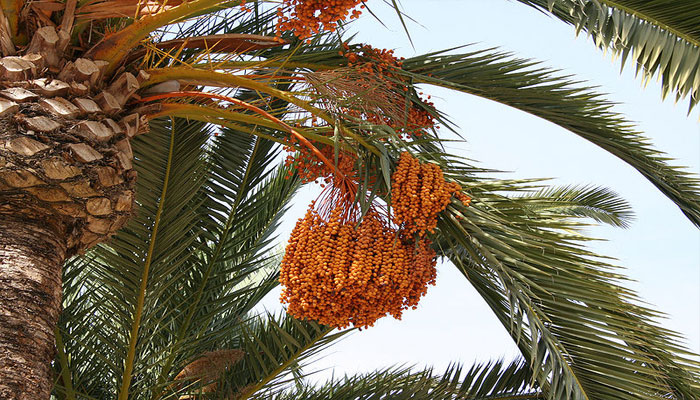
258,0 -> 700,383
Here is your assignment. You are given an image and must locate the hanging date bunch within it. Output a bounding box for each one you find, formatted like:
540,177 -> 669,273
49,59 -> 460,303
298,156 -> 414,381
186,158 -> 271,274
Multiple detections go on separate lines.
274,0 -> 365,40
280,152 -> 471,329
280,201 -> 438,329
391,152 -> 472,236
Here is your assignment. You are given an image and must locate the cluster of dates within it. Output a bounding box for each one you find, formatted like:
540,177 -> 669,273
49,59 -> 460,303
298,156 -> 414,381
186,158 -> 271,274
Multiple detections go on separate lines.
280,152 -> 470,328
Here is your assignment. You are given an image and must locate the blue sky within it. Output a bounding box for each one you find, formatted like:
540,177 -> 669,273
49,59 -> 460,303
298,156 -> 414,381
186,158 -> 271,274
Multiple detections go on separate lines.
260,0 -> 700,381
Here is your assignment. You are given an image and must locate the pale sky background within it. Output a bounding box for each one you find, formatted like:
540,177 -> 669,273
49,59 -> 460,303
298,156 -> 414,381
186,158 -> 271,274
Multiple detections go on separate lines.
258,0 -> 700,383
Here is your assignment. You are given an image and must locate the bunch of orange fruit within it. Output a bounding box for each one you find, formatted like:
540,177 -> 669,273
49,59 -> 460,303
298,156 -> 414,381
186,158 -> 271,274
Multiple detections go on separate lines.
280,152 -> 471,328
280,204 -> 437,329
283,142 -> 357,186
275,0 -> 365,39
391,151 -> 471,236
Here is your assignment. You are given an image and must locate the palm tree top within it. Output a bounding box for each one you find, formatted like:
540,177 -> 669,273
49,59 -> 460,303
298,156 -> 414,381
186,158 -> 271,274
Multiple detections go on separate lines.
0,1 -> 697,399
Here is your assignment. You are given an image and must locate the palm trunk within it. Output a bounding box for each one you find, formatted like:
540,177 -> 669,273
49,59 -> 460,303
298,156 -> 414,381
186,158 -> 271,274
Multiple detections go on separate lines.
0,23 -> 142,399
0,216 -> 66,399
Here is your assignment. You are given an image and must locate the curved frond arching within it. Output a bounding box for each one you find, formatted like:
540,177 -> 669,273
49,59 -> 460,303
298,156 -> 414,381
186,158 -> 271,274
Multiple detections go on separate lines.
56,117 -> 302,399
397,48 -> 700,228
515,184 -> 635,228
431,160 -> 700,399
513,0 -> 700,111
273,360 -> 542,400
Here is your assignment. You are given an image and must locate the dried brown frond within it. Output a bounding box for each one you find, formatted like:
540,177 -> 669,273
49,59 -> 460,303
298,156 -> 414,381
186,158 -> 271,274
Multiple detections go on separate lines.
173,349 -> 245,397
304,68 -> 404,124
175,349 -> 245,382
76,0 -> 184,20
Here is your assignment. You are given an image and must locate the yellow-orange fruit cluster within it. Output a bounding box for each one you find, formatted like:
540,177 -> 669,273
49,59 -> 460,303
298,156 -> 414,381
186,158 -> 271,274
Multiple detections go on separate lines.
283,142 -> 357,185
391,152 -> 471,236
275,0 -> 364,40
280,205 -> 437,329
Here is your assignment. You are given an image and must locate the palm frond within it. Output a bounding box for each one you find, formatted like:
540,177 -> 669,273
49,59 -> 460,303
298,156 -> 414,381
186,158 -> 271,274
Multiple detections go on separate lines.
57,117 -> 213,398
432,159 -> 700,399
85,0 -> 244,71
213,313 -> 346,400
515,184 -> 634,228
165,4 -> 279,39
513,0 -> 700,111
56,112 -> 303,397
395,48 -> 700,228
274,359 -> 542,400
148,129 -> 301,398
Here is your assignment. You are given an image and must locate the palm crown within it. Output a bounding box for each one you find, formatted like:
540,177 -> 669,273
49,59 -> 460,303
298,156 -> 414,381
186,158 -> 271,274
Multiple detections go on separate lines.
0,1 -> 698,399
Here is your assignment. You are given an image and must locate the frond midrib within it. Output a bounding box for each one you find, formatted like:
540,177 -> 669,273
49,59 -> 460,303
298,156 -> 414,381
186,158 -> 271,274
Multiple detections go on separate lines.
117,122 -> 177,400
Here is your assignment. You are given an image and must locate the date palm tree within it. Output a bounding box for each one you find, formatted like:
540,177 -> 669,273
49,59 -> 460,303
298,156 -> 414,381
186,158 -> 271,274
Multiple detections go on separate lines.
0,1 -> 698,399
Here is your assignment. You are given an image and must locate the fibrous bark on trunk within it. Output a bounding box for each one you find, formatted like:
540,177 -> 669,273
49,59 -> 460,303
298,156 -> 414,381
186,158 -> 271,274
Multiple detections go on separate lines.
0,22 -> 148,398
0,216 -> 66,399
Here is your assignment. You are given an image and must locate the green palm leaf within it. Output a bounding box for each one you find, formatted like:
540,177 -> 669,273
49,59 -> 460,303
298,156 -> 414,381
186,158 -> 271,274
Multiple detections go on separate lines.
513,0 -> 700,110
274,360 -> 542,400
258,39 -> 700,229
150,130 -> 301,398
213,313 -> 345,400
55,117 -> 302,399
515,184 -> 634,228
396,48 -> 700,228
432,158 -> 700,399
56,117 -> 213,398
